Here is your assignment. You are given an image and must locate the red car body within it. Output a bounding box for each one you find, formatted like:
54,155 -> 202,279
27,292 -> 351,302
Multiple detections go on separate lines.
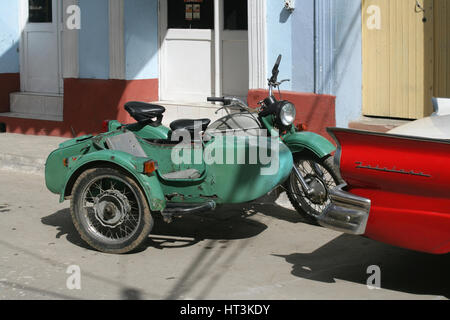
319,128 -> 450,254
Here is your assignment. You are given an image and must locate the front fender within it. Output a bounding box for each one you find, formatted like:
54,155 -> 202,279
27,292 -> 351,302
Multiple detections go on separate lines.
282,131 -> 336,159
60,150 -> 166,212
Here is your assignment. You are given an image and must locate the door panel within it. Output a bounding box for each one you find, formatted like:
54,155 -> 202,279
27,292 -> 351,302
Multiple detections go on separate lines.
22,0 -> 60,94
222,1 -> 248,97
362,0 -> 434,119
162,30 -> 214,101
222,31 -> 248,97
434,0 -> 450,99
160,0 -> 214,102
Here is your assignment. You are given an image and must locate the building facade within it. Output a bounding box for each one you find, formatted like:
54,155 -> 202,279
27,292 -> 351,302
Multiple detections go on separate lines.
1,0 -> 445,138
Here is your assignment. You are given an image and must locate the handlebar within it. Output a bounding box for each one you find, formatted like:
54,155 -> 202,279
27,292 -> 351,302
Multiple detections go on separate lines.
207,97 -> 225,103
207,96 -> 254,114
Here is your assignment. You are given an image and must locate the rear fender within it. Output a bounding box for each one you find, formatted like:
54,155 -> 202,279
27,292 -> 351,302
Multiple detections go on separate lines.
60,150 -> 166,212
282,131 -> 336,159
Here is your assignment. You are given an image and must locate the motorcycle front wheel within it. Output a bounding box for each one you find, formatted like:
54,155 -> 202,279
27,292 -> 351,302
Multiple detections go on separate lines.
285,151 -> 344,225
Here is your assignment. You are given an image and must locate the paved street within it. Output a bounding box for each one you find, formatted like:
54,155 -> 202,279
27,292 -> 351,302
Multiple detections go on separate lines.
0,169 -> 448,300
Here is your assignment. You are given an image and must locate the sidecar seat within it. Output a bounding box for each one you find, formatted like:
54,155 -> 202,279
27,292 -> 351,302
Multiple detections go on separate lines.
125,101 -> 166,126
170,119 -> 211,140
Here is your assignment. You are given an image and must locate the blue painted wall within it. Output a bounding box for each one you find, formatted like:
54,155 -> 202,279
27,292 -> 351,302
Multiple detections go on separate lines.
266,0 -> 293,91
291,0 -> 315,93
0,0 -> 20,74
266,0 -> 315,93
124,0 -> 159,80
266,0 -> 362,127
332,0 -> 362,127
79,0 -> 110,79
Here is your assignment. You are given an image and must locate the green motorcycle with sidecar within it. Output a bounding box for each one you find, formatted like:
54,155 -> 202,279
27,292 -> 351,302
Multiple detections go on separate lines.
45,55 -> 342,254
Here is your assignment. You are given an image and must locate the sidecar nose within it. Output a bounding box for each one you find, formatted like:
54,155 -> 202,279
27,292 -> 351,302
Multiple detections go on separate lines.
274,141 -> 294,183
256,138 -> 294,183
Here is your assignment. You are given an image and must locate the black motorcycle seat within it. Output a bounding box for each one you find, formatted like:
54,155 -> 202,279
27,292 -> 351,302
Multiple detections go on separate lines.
170,119 -> 211,133
125,101 -> 166,122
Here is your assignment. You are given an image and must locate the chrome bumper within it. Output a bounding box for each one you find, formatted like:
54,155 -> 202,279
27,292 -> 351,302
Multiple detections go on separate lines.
318,184 -> 371,235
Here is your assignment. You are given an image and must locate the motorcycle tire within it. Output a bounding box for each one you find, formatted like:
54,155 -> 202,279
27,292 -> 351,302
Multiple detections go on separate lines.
70,167 -> 154,254
285,151 -> 344,225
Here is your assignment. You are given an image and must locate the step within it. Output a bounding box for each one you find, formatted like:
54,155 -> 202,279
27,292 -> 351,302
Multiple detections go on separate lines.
0,112 -> 63,122
9,92 -> 63,120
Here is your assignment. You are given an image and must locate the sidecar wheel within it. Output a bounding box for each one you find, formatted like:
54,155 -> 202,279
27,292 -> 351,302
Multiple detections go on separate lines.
285,152 -> 343,225
70,167 -> 153,254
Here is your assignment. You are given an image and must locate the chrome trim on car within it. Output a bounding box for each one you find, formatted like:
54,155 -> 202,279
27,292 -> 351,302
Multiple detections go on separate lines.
318,184 -> 371,235
326,128 -> 342,173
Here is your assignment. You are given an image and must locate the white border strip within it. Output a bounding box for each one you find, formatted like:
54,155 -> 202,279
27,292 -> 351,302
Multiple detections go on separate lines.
109,0 -> 125,80
248,0 -> 267,89
62,0 -> 79,79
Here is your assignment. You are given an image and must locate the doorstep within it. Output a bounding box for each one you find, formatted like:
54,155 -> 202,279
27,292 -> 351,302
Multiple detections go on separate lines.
1,92 -> 64,122
0,111 -> 63,122
348,116 -> 412,133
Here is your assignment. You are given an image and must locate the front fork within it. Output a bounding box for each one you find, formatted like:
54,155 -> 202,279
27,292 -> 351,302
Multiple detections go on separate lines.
292,161 -> 327,203
292,165 -> 314,195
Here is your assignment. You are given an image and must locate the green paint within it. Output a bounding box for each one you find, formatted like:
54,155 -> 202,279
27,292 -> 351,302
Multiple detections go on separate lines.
282,132 -> 336,158
46,114 -> 333,211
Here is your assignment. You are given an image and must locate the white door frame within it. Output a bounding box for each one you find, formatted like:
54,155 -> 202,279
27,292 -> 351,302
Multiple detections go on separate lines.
19,0 -> 63,94
248,0 -> 267,89
157,0 -> 266,100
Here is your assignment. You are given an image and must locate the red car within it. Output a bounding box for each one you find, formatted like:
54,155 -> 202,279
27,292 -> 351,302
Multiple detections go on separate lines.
319,121 -> 450,254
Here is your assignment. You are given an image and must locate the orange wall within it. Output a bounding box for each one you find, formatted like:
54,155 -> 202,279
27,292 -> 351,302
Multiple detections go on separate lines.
0,73 -> 20,113
0,78 -> 158,137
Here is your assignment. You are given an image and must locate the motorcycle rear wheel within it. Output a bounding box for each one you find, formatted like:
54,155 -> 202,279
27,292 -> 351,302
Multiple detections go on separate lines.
285,151 -> 343,225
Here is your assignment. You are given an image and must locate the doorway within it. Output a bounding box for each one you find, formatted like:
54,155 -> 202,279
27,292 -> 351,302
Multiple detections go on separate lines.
361,0 -> 450,120
20,0 -> 62,94
159,0 -> 249,103
362,0 -> 434,119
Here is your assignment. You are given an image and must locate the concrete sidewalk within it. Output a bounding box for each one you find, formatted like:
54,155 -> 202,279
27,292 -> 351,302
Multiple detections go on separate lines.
0,133 -> 66,176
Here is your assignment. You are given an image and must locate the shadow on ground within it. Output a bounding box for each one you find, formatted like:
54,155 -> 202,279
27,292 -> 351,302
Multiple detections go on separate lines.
275,234 -> 450,298
41,201 -> 449,298
41,205 -> 268,252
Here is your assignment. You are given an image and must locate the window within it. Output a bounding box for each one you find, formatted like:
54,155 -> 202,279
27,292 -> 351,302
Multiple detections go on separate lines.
168,0 -> 215,30
224,1 -> 248,31
29,0 -> 52,23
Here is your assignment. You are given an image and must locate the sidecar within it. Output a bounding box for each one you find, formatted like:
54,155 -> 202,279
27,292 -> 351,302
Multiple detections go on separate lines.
45,102 -> 293,253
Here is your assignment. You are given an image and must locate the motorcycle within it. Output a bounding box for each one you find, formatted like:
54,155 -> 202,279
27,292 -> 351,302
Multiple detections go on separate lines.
45,55 -> 341,254
206,55 -> 343,224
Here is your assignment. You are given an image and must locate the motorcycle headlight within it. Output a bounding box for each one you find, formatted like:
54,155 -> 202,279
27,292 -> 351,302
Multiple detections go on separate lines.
279,102 -> 296,126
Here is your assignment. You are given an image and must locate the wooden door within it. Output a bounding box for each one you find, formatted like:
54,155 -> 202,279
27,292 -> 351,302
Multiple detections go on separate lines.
434,0 -> 450,99
362,0 -> 434,119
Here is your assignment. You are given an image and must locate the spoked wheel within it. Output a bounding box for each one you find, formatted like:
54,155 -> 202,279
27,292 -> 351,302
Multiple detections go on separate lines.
70,167 -> 153,254
285,152 -> 344,225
